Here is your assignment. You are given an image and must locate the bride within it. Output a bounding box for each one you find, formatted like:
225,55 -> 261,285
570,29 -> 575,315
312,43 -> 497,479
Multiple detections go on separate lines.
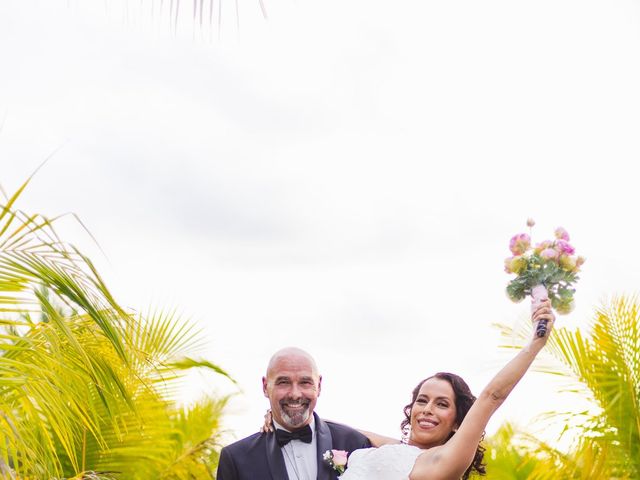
340,300 -> 555,480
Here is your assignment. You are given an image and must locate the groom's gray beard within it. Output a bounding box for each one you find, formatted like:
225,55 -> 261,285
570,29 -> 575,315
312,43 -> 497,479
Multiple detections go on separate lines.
281,405 -> 311,427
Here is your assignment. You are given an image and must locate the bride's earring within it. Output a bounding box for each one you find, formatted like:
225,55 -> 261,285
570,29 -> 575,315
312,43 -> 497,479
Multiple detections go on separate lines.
401,425 -> 411,445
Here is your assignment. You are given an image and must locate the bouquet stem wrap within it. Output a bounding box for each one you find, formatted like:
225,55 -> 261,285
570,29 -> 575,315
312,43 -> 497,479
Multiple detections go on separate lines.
531,284 -> 549,337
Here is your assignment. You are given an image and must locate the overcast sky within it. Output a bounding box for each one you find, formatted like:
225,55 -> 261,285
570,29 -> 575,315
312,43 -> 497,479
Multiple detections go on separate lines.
2,0 -> 640,445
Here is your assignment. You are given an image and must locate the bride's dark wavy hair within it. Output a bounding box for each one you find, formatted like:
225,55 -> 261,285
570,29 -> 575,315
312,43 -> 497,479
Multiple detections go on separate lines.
400,372 -> 486,480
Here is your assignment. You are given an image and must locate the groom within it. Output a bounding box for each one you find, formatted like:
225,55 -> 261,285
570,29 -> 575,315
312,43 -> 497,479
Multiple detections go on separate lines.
216,347 -> 370,480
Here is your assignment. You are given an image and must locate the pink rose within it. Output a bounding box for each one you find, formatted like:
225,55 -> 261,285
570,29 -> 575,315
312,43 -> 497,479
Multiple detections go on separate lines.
332,450 -> 348,467
540,248 -> 558,260
504,257 -> 513,273
555,239 -> 575,255
534,240 -> 552,254
509,233 -> 531,255
554,227 -> 570,241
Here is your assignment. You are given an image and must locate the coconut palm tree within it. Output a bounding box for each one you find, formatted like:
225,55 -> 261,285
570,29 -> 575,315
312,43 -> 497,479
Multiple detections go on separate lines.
495,296 -> 640,479
0,177 -> 234,479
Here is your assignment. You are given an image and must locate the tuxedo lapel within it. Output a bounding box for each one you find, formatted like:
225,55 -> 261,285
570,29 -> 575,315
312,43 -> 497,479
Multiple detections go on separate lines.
315,413 -> 334,480
265,431 -> 289,480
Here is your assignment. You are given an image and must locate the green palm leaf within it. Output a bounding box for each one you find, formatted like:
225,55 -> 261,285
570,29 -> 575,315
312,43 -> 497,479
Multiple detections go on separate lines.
496,295 -> 640,478
1,180 -> 233,478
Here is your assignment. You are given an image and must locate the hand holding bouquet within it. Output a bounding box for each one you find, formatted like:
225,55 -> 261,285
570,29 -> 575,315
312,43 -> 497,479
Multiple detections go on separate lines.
505,220 -> 584,336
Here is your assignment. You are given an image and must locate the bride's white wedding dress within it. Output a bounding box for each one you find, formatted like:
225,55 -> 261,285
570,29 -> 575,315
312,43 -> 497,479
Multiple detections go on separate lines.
339,444 -> 423,480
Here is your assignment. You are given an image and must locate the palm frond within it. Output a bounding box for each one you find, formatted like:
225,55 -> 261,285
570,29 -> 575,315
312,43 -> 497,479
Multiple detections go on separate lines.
0,181 -> 233,478
497,295 -> 640,478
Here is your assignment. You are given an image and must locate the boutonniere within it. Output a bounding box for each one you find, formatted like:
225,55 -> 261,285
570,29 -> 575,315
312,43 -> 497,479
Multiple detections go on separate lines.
323,449 -> 348,474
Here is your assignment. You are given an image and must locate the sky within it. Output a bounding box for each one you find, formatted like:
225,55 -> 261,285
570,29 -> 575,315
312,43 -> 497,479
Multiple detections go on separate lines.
1,0 -> 640,447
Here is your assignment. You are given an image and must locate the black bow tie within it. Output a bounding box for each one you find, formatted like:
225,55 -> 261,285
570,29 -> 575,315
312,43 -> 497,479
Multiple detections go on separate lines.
275,425 -> 313,447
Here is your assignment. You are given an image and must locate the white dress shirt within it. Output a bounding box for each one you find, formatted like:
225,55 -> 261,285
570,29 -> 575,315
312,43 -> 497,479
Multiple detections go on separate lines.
273,418 -> 318,480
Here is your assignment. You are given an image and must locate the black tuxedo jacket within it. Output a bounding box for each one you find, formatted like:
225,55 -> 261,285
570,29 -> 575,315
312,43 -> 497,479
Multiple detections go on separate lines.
216,413 -> 371,480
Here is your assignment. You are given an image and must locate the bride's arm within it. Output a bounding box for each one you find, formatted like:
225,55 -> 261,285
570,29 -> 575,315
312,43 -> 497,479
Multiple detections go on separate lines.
355,429 -> 400,447
413,301 -> 554,480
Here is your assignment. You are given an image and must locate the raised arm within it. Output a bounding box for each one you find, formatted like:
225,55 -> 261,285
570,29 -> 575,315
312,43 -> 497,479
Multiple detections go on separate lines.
412,301 -> 555,480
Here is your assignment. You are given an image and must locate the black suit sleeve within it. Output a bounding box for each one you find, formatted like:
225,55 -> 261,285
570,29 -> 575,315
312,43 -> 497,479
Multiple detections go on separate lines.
216,446 -> 238,480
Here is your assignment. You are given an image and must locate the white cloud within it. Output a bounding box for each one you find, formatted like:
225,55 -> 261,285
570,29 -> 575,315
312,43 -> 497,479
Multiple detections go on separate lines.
2,0 -> 640,446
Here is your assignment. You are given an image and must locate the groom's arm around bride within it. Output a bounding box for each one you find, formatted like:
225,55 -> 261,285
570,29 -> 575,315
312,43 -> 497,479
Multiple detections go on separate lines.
216,347 -> 370,480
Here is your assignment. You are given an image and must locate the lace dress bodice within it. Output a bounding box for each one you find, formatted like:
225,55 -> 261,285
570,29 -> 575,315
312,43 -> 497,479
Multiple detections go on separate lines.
339,444 -> 423,480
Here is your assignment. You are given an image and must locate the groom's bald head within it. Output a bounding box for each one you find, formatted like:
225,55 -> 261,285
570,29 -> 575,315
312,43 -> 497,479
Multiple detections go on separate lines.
266,347 -> 319,377
263,347 -> 322,430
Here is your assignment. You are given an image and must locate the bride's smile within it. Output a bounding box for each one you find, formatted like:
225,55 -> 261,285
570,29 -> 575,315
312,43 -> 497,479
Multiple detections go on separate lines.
415,418 -> 438,429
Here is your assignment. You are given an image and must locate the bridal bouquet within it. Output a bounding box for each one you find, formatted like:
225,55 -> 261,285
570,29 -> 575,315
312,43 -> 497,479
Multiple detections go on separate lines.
504,220 -> 584,336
